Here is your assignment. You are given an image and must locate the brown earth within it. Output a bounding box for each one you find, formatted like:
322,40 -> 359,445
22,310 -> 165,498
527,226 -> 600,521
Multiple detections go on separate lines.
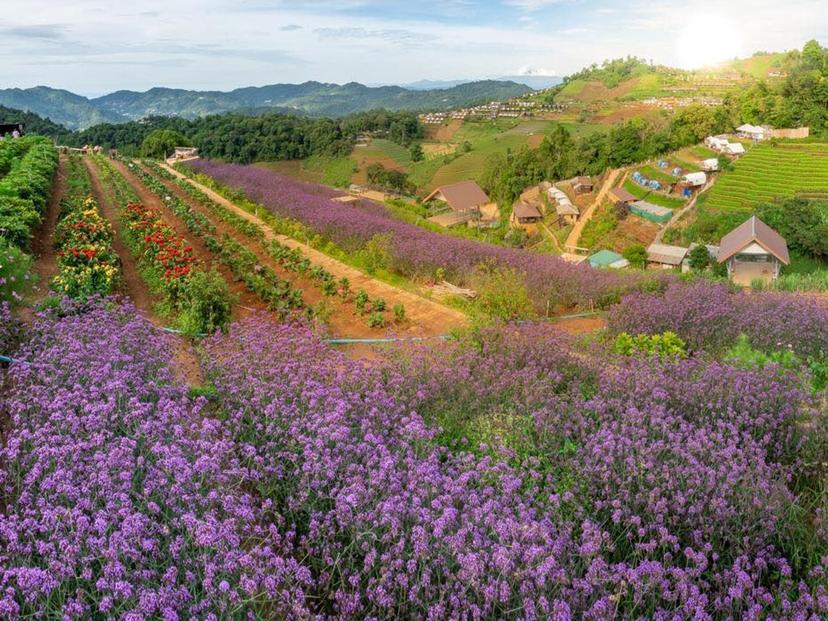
426,119 -> 463,142
85,157 -> 203,384
137,161 -> 387,339
160,162 -> 468,337
21,156 -> 67,319
351,155 -> 406,186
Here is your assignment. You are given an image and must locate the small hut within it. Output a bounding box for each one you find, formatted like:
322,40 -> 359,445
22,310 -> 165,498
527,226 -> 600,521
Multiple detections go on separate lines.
718,216 -> 789,286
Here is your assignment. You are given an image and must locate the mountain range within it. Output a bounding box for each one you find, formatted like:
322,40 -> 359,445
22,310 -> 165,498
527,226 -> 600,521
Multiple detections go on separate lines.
400,75 -> 562,91
0,80 -> 533,131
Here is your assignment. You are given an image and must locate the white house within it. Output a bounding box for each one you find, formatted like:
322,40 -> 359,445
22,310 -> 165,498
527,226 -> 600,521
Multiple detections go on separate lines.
682,172 -> 707,187
705,135 -> 729,151
701,158 -> 719,172
736,124 -> 768,141
718,216 -> 790,286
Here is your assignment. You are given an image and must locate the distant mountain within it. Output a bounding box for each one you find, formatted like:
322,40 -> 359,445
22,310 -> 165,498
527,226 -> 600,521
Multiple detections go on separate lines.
0,80 -> 533,130
0,86 -> 120,130
400,76 -> 561,91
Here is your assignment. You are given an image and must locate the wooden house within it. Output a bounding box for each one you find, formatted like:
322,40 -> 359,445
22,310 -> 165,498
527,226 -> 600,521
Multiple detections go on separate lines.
572,176 -> 593,194
510,201 -> 543,232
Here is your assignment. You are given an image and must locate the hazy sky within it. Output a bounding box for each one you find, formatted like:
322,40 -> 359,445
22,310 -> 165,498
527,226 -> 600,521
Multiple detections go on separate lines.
1,0 -> 825,96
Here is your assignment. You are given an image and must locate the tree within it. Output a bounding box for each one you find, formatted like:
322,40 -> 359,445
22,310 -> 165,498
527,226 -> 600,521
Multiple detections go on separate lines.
622,244 -> 647,269
687,244 -> 712,271
410,143 -> 424,162
141,129 -> 188,159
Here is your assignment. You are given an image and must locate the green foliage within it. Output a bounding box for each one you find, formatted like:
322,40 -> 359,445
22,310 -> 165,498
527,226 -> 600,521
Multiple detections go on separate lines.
355,289 -> 369,314
409,143 -> 424,162
725,334 -> 803,373
0,237 -> 33,304
612,331 -> 688,359
371,297 -> 386,312
176,269 -> 237,335
757,198 -> 828,260
367,311 -> 386,328
365,163 -> 414,195
687,244 -> 712,271
358,233 -> 393,275
393,303 -> 406,323
472,264 -> 535,321
622,244 -> 647,269
141,129 -> 188,159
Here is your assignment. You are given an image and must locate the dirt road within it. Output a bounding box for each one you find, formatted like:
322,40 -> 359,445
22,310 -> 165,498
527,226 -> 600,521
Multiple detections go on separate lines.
160,162 -> 468,336
25,156 -> 66,310
564,169 -> 623,252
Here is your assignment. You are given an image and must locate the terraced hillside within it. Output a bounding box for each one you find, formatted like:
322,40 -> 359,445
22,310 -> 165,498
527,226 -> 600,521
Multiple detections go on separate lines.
704,143 -> 828,211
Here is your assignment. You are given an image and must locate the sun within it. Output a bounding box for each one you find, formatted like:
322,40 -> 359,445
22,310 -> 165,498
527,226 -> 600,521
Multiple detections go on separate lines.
676,13 -> 745,69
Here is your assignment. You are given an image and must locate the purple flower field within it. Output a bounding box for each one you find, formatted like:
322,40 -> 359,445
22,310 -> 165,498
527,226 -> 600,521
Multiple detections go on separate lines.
2,293 -> 827,619
186,160 -> 645,309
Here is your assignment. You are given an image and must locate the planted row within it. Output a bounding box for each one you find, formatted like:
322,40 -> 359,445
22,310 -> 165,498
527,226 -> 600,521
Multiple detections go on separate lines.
128,159 -> 305,317
51,156 -> 120,299
0,136 -> 58,248
91,156 -> 234,334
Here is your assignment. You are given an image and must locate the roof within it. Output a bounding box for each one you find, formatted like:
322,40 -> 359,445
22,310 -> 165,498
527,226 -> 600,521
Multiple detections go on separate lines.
737,123 -> 765,133
512,201 -> 542,219
725,143 -> 745,154
555,201 -> 579,216
427,211 -> 476,227
589,249 -> 624,268
630,200 -> 671,217
424,180 -> 490,212
718,215 -> 790,265
573,176 -> 593,187
609,187 -> 637,203
647,243 -> 688,265
683,172 -> 707,186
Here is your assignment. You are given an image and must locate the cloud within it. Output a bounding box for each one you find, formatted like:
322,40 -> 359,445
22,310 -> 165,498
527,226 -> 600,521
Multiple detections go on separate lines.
0,24 -> 66,39
517,65 -> 557,76
502,0 -> 567,10
313,26 -> 435,43
280,24 -> 302,31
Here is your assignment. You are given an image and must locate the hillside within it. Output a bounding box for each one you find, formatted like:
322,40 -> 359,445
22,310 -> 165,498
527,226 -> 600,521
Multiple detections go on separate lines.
0,80 -> 533,130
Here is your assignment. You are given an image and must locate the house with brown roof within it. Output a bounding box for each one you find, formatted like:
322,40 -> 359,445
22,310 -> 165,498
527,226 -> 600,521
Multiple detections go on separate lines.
646,243 -> 688,270
424,180 -> 491,216
572,176 -> 593,194
608,187 -> 637,206
510,201 -> 543,232
718,216 -> 789,286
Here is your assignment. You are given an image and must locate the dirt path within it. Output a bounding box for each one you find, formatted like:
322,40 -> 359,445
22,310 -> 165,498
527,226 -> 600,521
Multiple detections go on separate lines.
24,156 -> 67,314
85,158 -> 204,385
564,168 -> 623,252
138,162 -> 384,339
160,162 -> 468,336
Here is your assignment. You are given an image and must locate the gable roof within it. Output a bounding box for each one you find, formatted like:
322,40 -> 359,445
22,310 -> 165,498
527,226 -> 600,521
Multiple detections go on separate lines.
609,187 -> 636,203
718,215 -> 790,264
512,201 -> 542,219
573,175 -> 593,187
647,243 -> 688,266
555,201 -> 579,216
424,180 -> 490,212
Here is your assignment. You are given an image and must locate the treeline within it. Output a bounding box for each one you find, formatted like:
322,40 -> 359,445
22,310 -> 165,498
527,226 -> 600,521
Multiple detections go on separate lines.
0,105 -> 67,139
480,104 -> 733,206
730,40 -> 828,134
64,109 -> 423,163
564,56 -> 657,88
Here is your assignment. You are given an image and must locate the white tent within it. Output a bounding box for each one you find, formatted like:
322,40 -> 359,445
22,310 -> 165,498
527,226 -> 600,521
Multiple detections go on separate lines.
725,143 -> 746,155
682,172 -> 707,187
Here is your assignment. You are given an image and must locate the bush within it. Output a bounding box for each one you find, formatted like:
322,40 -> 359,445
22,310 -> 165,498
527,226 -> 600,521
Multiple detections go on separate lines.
393,303 -> 406,323
355,289 -> 369,314
176,268 -> 236,335
612,331 -> 687,359
473,264 -> 535,321
367,311 -> 385,328
622,244 -> 647,269
0,238 -> 33,304
371,297 -> 386,312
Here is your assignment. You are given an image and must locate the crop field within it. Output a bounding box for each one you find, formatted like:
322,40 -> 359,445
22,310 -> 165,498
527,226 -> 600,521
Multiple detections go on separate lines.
704,143 -> 828,211
622,178 -> 686,208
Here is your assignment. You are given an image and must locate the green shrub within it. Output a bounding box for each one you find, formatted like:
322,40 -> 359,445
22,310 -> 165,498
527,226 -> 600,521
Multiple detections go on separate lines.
176,269 -> 237,335
367,312 -> 386,328
372,297 -> 386,312
355,289 -> 369,314
613,331 -> 687,359
473,264 -> 535,321
393,303 -> 406,323
359,233 -> 393,275
0,238 -> 33,305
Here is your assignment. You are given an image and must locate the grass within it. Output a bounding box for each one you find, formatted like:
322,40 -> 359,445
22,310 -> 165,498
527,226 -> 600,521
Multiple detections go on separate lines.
638,164 -> 676,185
622,179 -> 687,209
704,143 -> 828,212
257,156 -> 355,188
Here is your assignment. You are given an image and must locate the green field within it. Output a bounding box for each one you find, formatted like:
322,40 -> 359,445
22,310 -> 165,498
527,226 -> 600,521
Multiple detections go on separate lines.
704,143 -> 828,211
623,179 -> 687,208
357,139 -> 413,167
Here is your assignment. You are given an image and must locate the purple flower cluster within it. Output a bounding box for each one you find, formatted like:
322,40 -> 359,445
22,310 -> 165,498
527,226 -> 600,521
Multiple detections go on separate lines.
187,160 -> 641,308
0,301 -> 23,354
607,280 -> 828,357
0,300 -> 310,619
201,316 -> 828,619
